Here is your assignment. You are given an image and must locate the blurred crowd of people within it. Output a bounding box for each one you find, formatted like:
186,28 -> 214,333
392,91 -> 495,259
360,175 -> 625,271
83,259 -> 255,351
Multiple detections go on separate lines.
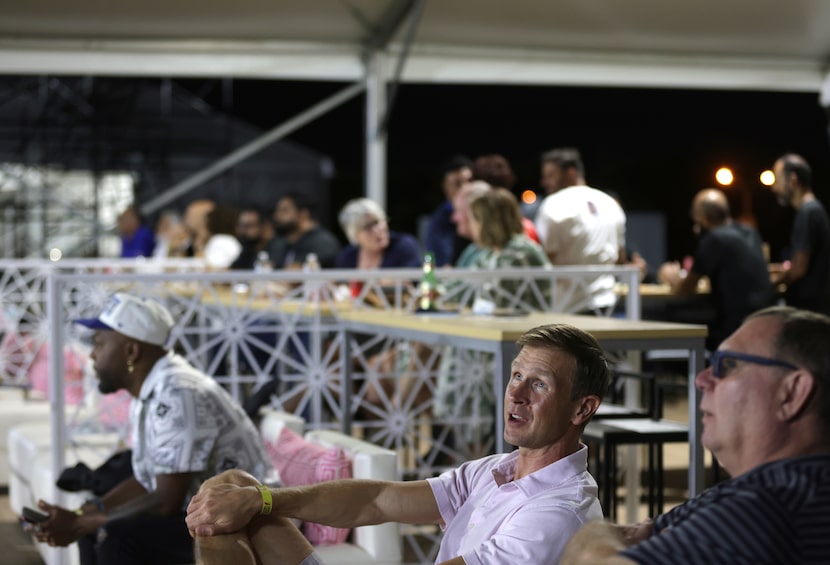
116,148 -> 830,351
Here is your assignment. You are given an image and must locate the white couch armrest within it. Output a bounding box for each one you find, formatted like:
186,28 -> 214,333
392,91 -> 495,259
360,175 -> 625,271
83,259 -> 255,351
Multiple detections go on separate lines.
258,408 -> 305,446
305,429 -> 401,564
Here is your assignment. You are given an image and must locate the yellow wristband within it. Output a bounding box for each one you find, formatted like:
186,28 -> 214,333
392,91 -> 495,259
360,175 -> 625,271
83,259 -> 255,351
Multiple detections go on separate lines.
256,484 -> 272,515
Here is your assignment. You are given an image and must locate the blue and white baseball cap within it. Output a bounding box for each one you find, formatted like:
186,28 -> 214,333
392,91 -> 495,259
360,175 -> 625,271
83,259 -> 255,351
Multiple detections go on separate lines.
75,292 -> 174,346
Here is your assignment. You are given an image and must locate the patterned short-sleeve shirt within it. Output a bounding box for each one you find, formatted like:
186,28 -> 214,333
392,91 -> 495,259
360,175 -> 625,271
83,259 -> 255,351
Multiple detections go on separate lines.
130,352 -> 276,507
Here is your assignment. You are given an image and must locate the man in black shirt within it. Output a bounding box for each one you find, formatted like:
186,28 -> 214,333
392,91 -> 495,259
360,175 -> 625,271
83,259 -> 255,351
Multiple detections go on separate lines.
424,155 -> 473,267
266,192 -> 341,269
658,188 -> 773,350
769,153 -> 830,314
230,208 -> 273,270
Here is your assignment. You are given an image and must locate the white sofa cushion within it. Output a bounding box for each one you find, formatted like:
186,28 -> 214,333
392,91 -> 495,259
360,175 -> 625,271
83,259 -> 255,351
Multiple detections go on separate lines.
258,407 -> 305,446
306,430 -> 401,564
0,394 -> 51,487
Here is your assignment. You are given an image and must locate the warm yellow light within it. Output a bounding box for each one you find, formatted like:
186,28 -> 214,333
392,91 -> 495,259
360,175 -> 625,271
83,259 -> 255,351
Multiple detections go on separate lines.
715,167 -> 734,186
760,170 -> 775,186
521,190 -> 537,205
49,248 -> 62,261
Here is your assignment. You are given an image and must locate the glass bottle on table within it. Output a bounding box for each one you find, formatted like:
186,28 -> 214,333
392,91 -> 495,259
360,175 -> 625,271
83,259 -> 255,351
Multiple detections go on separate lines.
418,251 -> 439,312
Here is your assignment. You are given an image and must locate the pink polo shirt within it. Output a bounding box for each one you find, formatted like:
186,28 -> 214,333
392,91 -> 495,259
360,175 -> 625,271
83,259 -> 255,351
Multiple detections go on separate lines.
427,445 -> 601,564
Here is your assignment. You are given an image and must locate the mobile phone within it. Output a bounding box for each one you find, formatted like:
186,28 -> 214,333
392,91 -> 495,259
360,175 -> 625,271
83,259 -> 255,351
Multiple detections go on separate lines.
21,506 -> 49,524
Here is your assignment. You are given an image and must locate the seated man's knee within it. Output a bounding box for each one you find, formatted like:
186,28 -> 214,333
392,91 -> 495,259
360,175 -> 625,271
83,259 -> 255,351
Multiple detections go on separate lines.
249,516 -> 316,565
195,532 -> 257,565
202,468 -> 259,489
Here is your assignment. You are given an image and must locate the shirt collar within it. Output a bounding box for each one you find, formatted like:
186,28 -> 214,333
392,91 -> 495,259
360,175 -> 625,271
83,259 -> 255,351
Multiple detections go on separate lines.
137,351 -> 176,401
491,443 -> 589,496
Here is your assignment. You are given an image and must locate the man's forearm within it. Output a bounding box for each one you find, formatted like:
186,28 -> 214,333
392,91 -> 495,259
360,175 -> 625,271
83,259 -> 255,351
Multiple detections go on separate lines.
90,474 -> 192,527
188,471 -> 440,538
79,487 -> 166,531
99,476 -> 148,510
104,489 -> 170,521
271,479 -> 438,529
561,520 -> 635,565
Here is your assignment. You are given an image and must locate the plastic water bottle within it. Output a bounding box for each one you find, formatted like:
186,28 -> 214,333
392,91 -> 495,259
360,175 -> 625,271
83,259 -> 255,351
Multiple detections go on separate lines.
252,251 -> 272,295
302,253 -> 321,300
302,253 -> 320,273
254,251 -> 271,273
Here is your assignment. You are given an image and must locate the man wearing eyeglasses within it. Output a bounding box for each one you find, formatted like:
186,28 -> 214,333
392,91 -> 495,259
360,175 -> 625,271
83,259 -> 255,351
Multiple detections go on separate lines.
562,305 -> 830,564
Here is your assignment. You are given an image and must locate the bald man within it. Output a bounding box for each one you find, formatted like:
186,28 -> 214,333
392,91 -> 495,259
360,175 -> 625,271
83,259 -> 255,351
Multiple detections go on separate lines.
659,188 -> 773,349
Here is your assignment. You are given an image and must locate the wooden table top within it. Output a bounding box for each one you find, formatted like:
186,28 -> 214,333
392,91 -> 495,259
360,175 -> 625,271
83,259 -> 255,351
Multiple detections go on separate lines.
338,309 -> 708,343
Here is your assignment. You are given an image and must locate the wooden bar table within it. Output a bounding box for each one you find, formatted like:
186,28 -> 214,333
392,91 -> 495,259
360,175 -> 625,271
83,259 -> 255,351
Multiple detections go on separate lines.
338,310 -> 708,496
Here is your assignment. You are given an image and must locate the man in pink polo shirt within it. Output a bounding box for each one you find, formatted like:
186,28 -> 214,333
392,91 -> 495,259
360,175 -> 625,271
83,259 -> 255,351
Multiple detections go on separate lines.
186,323 -> 609,565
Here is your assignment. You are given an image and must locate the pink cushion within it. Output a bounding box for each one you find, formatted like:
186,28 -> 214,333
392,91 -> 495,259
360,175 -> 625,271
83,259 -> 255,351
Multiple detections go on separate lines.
17,337 -> 86,405
98,389 -> 133,434
265,427 -> 352,545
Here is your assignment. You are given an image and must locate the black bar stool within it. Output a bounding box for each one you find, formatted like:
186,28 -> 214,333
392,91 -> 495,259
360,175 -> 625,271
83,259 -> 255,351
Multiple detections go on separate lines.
583,418 -> 689,520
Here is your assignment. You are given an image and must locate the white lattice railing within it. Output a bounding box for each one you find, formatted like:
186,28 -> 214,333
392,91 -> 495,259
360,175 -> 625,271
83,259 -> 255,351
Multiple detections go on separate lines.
1,259 -> 640,564
3,261 -> 640,430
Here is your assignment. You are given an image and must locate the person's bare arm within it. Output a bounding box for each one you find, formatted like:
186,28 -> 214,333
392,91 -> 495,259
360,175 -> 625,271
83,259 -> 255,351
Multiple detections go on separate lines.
629,251 -> 648,281
616,246 -> 628,265
34,471 -> 197,546
187,471 -> 441,536
103,472 -> 197,521
775,250 -> 810,285
658,261 -> 700,295
97,475 -> 147,510
561,520 -> 650,564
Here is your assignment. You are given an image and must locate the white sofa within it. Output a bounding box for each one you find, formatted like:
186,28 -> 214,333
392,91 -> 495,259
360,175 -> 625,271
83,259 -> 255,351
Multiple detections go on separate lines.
8,420 -> 121,565
258,408 -> 402,565
0,388 -> 52,488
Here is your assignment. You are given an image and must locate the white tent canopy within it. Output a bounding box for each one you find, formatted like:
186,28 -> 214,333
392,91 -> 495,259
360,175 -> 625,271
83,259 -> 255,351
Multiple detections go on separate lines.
2,0 -> 829,206
2,0 -> 829,89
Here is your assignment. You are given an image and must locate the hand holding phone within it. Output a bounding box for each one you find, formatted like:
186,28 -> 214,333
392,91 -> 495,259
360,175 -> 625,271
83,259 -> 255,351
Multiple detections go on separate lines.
21,506 -> 49,525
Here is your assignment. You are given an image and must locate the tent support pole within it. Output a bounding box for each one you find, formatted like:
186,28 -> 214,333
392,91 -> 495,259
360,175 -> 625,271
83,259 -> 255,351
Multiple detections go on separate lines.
364,52 -> 387,210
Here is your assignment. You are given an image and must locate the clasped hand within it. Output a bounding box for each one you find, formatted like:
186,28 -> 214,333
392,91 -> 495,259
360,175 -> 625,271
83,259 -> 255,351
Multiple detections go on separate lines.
185,481 -> 260,537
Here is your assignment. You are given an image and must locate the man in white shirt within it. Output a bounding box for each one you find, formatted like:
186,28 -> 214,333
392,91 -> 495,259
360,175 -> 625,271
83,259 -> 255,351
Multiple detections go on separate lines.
31,292 -> 275,565
535,147 -> 626,313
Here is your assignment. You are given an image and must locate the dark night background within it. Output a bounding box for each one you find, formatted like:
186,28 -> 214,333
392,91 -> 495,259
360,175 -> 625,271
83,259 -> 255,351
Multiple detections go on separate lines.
193,80 -> 830,267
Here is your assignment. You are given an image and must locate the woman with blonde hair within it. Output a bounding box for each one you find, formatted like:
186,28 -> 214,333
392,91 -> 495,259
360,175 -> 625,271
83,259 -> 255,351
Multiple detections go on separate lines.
467,187 -> 551,310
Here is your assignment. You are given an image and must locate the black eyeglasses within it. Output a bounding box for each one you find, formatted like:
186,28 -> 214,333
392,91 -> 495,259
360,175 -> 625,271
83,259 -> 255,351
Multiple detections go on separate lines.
358,218 -> 386,232
710,350 -> 798,379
